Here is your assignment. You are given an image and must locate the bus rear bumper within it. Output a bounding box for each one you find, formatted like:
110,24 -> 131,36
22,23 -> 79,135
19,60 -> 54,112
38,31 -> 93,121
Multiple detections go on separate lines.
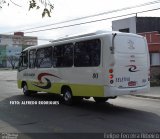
104,85 -> 150,97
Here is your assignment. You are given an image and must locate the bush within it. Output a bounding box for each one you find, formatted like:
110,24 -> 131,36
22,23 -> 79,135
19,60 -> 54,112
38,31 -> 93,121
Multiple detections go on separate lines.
150,74 -> 160,87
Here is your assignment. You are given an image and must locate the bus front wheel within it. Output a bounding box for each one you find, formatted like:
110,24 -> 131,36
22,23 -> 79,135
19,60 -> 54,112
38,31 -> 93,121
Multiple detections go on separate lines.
22,83 -> 32,96
93,97 -> 108,103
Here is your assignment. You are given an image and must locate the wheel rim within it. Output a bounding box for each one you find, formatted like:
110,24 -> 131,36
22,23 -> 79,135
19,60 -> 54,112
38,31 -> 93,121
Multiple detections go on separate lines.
64,91 -> 72,102
23,84 -> 28,94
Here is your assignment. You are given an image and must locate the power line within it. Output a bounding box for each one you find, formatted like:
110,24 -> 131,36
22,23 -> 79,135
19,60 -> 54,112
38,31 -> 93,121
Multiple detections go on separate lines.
10,0 -> 22,7
25,7 -> 160,34
5,0 -> 160,34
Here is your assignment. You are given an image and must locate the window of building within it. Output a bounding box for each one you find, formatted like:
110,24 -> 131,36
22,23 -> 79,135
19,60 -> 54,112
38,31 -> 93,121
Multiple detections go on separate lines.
119,28 -> 130,33
29,49 -> 36,68
150,53 -> 160,66
74,39 -> 101,67
36,47 -> 52,68
53,43 -> 73,67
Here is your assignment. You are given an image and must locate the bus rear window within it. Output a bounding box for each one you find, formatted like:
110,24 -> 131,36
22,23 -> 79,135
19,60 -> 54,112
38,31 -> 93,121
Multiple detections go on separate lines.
114,36 -> 147,54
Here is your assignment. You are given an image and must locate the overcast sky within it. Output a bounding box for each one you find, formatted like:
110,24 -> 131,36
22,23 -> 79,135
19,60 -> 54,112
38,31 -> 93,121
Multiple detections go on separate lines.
0,0 -> 160,44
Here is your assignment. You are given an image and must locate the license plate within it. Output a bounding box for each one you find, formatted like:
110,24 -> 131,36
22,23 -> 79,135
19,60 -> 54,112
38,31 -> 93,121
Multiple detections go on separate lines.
128,81 -> 136,86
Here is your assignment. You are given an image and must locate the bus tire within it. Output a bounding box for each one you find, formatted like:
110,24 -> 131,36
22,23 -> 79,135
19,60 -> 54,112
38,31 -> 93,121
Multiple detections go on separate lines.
93,97 -> 108,103
22,82 -> 32,96
62,87 -> 73,105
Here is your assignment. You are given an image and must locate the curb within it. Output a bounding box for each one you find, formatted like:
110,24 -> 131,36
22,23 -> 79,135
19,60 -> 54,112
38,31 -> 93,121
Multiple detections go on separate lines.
131,94 -> 160,100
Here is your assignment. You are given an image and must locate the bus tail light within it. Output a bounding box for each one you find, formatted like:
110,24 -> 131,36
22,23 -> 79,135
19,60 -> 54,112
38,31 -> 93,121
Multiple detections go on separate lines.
109,74 -> 113,79
108,69 -> 114,84
109,69 -> 113,73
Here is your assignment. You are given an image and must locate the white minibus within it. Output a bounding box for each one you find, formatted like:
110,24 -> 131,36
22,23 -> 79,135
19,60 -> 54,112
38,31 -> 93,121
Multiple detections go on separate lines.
17,30 -> 150,104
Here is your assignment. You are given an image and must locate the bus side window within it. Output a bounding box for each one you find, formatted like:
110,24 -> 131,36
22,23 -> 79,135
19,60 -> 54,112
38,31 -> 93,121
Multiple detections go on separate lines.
18,51 -> 28,71
36,47 -> 52,68
29,49 -> 36,68
53,43 -> 73,67
74,39 -> 101,67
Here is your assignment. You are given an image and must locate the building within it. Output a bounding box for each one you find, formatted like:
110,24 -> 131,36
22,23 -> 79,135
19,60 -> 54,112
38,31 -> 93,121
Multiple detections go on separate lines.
138,31 -> 160,66
0,32 -> 37,68
112,16 -> 160,33
112,16 -> 137,33
112,17 -> 160,84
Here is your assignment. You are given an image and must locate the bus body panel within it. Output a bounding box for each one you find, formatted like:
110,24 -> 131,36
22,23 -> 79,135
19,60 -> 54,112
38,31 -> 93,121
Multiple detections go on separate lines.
104,84 -> 150,97
114,35 -> 149,88
103,34 -> 150,96
17,67 -> 105,97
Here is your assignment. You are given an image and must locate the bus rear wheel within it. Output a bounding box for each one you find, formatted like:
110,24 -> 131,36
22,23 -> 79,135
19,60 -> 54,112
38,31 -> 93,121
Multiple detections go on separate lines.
93,97 -> 108,103
62,88 -> 73,105
22,83 -> 32,96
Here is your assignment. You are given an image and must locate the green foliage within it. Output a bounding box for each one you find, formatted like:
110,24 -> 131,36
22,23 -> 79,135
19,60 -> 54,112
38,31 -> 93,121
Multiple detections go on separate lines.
150,74 -> 160,87
0,0 -> 7,8
42,8 -> 51,17
28,0 -> 54,17
29,0 -> 37,10
0,0 -> 54,18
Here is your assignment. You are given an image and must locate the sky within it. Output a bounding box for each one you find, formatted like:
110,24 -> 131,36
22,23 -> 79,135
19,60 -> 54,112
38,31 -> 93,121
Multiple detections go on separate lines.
0,0 -> 160,44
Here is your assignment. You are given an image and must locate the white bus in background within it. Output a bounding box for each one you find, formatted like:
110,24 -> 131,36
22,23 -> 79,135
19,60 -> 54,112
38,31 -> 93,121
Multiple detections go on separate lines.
17,30 -> 150,105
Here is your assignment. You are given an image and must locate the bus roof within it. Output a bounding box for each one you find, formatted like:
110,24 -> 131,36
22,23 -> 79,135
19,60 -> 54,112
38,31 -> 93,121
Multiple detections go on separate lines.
22,30 -> 142,51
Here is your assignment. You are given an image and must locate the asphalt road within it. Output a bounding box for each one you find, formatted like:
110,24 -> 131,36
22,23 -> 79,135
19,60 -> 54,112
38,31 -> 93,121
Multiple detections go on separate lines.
0,70 -> 160,139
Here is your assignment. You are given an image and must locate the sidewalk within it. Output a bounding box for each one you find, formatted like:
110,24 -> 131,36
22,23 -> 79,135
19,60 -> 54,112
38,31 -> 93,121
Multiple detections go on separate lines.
132,87 -> 160,99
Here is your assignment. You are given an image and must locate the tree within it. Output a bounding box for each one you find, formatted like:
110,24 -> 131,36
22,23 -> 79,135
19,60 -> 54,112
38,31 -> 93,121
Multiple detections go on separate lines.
0,0 -> 54,17
7,55 -> 19,69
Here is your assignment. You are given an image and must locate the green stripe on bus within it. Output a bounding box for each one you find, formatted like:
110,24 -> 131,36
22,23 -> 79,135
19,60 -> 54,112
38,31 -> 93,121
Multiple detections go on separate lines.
18,80 -> 104,97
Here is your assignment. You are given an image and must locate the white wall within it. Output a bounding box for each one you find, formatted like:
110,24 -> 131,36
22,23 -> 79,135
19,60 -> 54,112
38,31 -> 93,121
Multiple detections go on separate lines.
0,36 -> 12,45
150,53 -> 160,66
